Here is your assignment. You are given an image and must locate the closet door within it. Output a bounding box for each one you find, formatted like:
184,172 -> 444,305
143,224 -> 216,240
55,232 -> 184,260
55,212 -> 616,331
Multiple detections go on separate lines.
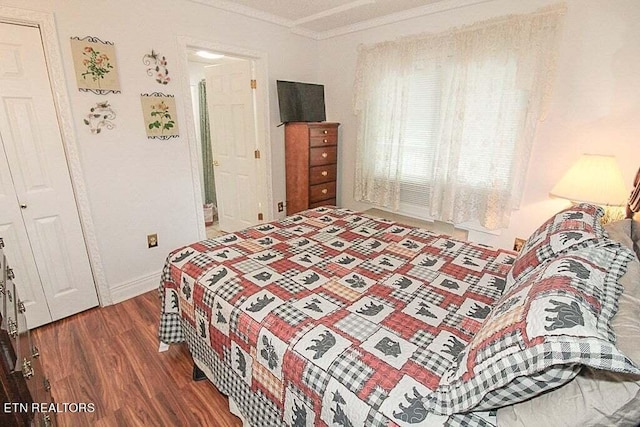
0,23 -> 98,327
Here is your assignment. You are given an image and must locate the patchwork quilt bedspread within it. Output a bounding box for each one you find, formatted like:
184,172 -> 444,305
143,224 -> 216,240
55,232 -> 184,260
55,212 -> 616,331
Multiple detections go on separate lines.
158,207 -> 517,426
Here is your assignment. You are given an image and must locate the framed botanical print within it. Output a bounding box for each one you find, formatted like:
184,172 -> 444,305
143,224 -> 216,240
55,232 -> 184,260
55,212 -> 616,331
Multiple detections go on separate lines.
140,93 -> 179,139
70,36 -> 121,94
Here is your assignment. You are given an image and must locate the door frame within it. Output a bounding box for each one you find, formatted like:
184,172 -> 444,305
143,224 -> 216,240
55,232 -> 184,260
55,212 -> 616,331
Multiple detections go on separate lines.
176,36 -> 274,238
0,6 -> 111,305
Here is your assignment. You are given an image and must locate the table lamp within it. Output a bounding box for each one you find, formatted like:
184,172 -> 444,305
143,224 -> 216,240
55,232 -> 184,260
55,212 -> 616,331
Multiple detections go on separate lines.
550,154 -> 628,223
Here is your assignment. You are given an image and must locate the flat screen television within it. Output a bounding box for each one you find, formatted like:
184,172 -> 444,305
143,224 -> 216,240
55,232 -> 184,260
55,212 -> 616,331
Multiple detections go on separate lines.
276,80 -> 326,124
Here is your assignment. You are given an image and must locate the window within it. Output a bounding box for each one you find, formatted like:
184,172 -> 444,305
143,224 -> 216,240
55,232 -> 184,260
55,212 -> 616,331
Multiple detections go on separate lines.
353,6 -> 565,229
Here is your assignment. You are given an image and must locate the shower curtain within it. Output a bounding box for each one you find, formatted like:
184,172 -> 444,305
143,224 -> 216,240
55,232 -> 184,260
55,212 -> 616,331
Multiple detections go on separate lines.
199,79 -> 217,209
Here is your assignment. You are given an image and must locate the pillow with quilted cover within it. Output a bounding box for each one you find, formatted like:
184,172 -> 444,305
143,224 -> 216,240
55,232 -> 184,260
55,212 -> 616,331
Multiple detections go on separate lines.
497,219 -> 640,427
423,240 -> 639,415
507,203 -> 606,286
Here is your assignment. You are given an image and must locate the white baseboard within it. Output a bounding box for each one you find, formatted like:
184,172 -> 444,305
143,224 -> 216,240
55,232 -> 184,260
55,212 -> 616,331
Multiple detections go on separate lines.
109,270 -> 161,304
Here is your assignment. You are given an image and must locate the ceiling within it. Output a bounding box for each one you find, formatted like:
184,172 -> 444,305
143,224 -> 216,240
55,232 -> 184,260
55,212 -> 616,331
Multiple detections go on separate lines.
188,0 -> 492,39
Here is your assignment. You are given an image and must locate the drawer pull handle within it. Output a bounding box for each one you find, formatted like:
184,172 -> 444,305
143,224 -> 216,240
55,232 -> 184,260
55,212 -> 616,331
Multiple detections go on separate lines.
8,318 -> 17,338
43,377 -> 51,392
323,139 -> 328,143
321,171 -> 328,176
22,358 -> 34,379
322,189 -> 328,195
321,152 -> 328,158
323,130 -> 328,134
32,345 -> 39,358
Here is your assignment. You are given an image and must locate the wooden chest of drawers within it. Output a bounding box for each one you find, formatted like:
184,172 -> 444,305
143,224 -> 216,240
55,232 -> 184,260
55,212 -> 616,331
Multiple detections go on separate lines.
0,238 -> 56,427
284,122 -> 340,215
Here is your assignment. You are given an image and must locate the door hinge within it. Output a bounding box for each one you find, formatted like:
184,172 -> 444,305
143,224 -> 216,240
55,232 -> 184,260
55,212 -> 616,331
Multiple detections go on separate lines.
254,149 -> 261,159
258,212 -> 264,221
250,79 -> 257,89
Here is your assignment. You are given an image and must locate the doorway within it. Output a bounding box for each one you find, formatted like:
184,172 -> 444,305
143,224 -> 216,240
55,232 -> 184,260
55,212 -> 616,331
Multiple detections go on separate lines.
187,51 -> 227,237
0,21 -> 99,328
178,37 -> 274,239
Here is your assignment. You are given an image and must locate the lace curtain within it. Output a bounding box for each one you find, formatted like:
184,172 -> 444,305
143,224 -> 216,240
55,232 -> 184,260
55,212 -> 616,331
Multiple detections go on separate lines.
199,80 -> 216,206
353,5 -> 565,229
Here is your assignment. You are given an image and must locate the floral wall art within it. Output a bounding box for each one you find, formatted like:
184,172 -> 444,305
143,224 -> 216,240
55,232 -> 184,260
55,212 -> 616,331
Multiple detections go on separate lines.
140,93 -> 179,139
70,36 -> 121,94
143,49 -> 170,85
83,101 -> 116,134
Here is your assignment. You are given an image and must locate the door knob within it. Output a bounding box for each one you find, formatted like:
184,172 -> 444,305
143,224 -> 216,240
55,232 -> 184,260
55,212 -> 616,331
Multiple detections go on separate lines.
20,204 -> 27,209
213,160 -> 220,167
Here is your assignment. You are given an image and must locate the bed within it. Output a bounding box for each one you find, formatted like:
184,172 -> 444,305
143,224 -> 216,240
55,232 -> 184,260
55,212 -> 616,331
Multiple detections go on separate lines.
158,169 -> 640,427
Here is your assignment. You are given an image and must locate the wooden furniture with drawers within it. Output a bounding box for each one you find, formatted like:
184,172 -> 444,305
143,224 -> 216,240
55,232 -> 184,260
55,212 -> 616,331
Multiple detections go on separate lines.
0,238 -> 56,427
284,122 -> 340,215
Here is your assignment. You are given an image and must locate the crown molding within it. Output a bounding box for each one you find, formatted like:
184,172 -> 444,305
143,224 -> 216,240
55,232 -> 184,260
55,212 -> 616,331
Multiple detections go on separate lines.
289,26 -> 321,40
292,0 -> 375,25
315,0 -> 495,40
188,0 -> 294,27
187,0 -> 497,40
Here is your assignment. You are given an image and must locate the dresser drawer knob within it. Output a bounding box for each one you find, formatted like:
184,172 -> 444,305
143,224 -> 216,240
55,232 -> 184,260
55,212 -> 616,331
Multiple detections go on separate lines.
322,189 -> 328,195
321,170 -> 328,176
323,139 -> 328,143
323,130 -> 328,134
321,152 -> 328,158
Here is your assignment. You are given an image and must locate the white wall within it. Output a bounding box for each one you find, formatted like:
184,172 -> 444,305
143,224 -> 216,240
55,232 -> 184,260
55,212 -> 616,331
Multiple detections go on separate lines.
318,0 -> 640,249
1,0 -> 318,301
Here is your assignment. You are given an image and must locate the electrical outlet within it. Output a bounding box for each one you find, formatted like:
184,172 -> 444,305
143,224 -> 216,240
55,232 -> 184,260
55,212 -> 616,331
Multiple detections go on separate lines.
277,201 -> 284,212
147,233 -> 158,248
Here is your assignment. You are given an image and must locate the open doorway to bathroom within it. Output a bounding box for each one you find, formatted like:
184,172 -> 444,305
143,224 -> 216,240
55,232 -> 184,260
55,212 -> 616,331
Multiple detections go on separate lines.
187,49 -> 238,239
179,37 -> 274,241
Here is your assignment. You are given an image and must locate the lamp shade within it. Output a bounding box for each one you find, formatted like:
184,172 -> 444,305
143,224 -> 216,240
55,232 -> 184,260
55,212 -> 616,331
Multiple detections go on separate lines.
550,154 -> 628,206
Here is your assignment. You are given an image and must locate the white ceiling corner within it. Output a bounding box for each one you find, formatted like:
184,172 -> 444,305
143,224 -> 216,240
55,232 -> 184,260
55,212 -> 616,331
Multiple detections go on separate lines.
187,0 -> 496,40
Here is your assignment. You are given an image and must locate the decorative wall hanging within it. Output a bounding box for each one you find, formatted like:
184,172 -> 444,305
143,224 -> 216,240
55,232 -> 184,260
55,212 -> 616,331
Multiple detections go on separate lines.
70,36 -> 121,94
140,93 -> 179,139
143,49 -> 170,85
83,101 -> 116,134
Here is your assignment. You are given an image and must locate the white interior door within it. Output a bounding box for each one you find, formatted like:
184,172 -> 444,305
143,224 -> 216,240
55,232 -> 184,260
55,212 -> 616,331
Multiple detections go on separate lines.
205,60 -> 260,232
0,22 -> 98,328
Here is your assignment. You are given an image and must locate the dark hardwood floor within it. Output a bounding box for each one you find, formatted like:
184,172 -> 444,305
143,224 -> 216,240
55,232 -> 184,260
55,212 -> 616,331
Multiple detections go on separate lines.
32,291 -> 242,427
